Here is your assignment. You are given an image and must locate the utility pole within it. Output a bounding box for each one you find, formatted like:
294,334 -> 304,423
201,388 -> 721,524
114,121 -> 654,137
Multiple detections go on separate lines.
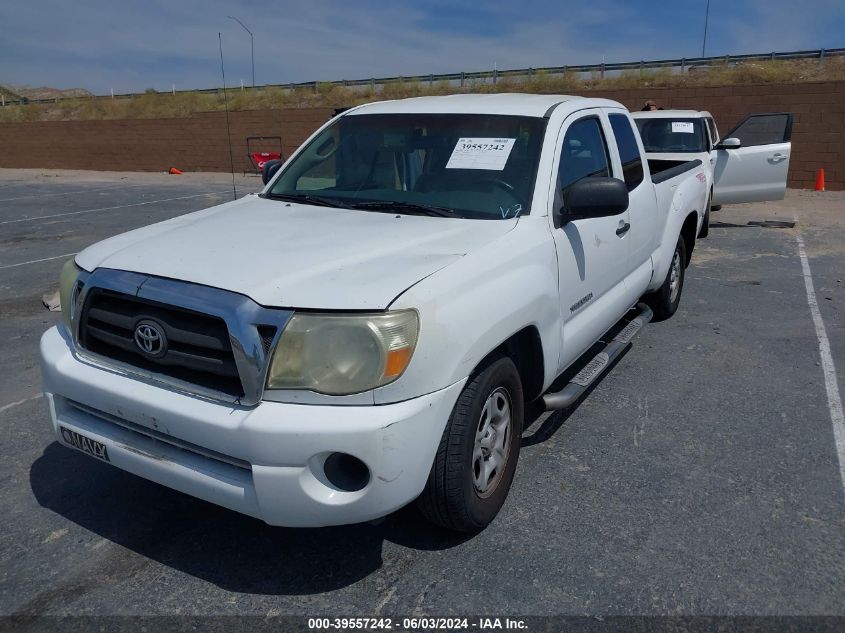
702,0 -> 711,58
227,15 -> 255,87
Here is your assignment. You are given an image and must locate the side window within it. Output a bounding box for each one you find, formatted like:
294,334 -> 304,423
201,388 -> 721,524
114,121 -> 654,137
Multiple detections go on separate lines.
706,117 -> 719,147
726,113 -> 792,147
608,114 -> 644,191
559,117 -> 610,192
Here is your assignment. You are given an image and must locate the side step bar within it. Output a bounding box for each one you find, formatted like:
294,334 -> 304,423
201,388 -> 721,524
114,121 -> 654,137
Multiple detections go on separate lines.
543,302 -> 654,411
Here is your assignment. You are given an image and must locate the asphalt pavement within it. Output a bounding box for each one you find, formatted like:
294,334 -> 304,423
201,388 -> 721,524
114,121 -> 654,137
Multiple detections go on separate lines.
0,170 -> 843,627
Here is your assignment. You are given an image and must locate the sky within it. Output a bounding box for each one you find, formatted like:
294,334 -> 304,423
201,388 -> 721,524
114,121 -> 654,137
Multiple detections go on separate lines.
1,0 -> 843,95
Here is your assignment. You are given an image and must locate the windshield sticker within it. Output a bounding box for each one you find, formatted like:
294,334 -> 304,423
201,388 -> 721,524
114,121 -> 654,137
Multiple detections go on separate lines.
446,138 -> 516,171
671,122 -> 695,134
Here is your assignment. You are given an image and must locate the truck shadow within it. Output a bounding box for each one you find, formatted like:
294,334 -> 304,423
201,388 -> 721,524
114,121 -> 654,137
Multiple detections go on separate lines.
29,444 -> 470,596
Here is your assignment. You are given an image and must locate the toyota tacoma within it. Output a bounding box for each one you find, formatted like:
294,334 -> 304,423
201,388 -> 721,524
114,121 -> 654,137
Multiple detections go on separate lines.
41,94 -> 787,532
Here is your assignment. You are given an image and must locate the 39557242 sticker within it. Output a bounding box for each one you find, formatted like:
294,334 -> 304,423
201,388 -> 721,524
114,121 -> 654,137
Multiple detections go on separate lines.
446,138 -> 516,171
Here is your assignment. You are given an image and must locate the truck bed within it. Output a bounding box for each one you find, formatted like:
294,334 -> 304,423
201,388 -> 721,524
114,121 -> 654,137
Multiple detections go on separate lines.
649,158 -> 703,184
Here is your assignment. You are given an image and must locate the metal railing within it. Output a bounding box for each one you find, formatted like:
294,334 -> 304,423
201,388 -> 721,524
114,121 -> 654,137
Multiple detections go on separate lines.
2,47 -> 843,107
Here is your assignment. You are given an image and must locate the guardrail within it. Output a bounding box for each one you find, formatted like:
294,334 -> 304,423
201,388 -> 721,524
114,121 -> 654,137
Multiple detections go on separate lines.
2,47 -> 843,106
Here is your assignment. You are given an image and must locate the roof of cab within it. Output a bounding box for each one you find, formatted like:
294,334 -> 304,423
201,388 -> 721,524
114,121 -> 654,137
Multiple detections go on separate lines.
347,93 -> 625,118
631,109 -> 713,118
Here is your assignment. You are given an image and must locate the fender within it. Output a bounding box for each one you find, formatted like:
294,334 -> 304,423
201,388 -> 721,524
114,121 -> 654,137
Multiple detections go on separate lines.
375,218 -> 561,404
647,167 -> 707,292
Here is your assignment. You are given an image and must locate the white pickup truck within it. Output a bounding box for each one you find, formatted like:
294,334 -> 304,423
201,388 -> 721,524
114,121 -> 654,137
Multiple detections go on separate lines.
631,109 -> 793,236
43,94 -> 723,533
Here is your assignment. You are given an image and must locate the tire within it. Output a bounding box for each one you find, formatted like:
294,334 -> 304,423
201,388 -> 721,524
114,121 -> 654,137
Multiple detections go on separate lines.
698,192 -> 711,239
418,355 -> 524,533
643,235 -> 686,322
711,204 -> 722,211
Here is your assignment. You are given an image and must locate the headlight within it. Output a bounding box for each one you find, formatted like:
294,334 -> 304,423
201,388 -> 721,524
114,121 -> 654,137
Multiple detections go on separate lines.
266,310 -> 419,395
58,258 -> 82,332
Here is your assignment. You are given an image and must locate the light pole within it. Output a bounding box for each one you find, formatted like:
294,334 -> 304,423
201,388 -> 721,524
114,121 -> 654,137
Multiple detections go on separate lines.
227,15 -> 255,87
702,0 -> 710,58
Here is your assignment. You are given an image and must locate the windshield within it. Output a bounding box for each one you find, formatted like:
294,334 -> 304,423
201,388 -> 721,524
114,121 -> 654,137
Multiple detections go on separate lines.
635,118 -> 708,153
267,113 -> 547,219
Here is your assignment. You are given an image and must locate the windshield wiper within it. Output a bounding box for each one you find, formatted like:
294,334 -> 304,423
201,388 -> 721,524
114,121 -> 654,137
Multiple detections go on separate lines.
347,200 -> 457,218
260,192 -> 347,208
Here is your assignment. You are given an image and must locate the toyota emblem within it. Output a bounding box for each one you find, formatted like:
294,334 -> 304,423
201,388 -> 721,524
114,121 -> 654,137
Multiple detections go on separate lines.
134,320 -> 167,358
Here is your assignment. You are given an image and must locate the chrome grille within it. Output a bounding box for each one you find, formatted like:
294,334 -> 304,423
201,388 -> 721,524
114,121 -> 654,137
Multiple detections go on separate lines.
71,268 -> 293,406
80,289 -> 244,397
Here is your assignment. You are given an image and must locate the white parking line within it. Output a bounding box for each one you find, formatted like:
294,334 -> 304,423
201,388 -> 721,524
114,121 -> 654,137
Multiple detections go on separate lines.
0,191 -> 231,225
0,183 -> 147,202
0,253 -> 77,270
797,234 -> 845,500
0,394 -> 43,415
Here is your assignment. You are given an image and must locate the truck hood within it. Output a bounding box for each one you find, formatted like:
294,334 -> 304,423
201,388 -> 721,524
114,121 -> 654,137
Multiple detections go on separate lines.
76,194 -> 516,310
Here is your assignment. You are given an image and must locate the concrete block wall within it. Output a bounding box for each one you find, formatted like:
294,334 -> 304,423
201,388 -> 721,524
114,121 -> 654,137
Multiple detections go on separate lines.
0,82 -> 842,190
0,107 -> 334,173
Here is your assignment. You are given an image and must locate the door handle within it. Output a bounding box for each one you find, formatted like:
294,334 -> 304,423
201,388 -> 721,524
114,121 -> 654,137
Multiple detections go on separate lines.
769,153 -> 788,163
616,221 -> 631,237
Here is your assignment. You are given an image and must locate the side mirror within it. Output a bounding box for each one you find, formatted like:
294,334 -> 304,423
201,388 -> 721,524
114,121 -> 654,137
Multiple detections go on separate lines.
716,137 -> 741,150
262,159 -> 284,185
559,177 -> 629,222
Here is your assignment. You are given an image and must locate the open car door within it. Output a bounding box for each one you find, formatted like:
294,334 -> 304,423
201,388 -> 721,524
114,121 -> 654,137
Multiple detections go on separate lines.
712,113 -> 792,205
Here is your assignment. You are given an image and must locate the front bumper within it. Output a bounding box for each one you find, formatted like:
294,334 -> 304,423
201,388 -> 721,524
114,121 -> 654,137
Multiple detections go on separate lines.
40,326 -> 464,527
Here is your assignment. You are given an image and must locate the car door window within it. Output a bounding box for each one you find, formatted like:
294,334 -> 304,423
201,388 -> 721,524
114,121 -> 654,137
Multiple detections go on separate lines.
608,114 -> 644,191
706,117 -> 719,147
559,117 -> 611,193
726,113 -> 792,147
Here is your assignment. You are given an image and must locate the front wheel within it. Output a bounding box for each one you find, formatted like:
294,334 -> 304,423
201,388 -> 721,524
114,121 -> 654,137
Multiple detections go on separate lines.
418,356 -> 524,533
643,235 -> 686,322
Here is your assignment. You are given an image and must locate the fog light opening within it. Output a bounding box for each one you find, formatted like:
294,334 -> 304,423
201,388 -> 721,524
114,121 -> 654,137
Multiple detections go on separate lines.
323,452 -> 370,492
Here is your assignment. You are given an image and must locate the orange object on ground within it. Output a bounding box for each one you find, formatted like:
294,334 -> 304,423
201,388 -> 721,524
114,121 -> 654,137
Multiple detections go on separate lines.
815,169 -> 825,191
168,167 -> 183,175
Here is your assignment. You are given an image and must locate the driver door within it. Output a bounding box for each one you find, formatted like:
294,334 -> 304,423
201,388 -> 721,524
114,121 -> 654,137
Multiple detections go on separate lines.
712,113 -> 792,205
551,111 -> 632,372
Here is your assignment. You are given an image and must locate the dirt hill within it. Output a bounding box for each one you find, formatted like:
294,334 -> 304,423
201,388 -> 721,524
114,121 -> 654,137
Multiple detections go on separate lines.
4,85 -> 93,100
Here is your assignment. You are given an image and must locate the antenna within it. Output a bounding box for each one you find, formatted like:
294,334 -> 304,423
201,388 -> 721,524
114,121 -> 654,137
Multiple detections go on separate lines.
218,32 -> 237,201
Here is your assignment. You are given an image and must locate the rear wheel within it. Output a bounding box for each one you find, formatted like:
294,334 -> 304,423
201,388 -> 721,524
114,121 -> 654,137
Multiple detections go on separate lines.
418,356 -> 524,533
643,235 -> 686,322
